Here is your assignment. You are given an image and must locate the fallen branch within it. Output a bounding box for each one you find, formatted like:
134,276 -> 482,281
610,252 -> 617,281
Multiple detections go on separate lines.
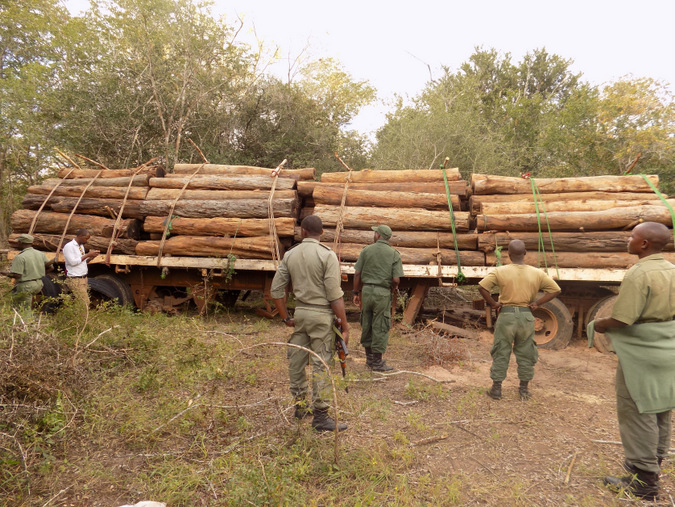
564,451 -> 578,484
394,400 -> 419,406
410,434 -> 449,447
373,370 -> 456,383
152,394 -> 202,434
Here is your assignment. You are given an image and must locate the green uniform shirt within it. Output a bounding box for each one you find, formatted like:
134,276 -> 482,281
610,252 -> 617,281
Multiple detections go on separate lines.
611,254 -> 675,325
10,247 -> 49,283
479,264 -> 561,306
354,240 -> 404,288
270,238 -> 343,304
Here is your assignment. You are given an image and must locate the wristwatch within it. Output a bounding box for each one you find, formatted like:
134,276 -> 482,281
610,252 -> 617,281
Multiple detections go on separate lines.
282,316 -> 292,323
353,291 -> 360,295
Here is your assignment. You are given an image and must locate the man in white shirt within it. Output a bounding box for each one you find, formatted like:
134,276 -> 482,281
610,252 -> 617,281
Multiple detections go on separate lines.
63,229 -> 100,309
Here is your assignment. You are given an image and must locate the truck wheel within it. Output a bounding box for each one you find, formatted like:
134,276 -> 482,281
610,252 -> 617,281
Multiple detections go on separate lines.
587,295 -> 617,354
217,290 -> 240,307
39,275 -> 63,314
89,274 -> 135,307
532,296 -> 573,350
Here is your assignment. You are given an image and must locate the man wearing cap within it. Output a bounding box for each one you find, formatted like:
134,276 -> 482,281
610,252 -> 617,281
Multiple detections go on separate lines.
63,229 -> 100,309
353,224 -> 404,372
1,234 -> 53,321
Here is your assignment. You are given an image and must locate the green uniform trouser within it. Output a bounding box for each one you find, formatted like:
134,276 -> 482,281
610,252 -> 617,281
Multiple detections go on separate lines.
359,285 -> 391,354
287,307 -> 334,411
490,308 -> 538,382
11,279 -> 43,322
616,363 -> 671,473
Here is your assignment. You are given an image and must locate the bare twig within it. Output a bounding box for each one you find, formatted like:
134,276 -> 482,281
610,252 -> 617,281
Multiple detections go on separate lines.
410,434 -> 449,447
394,400 -> 419,406
591,439 -> 675,452
0,432 -> 27,474
187,138 -> 209,164
373,370 -> 456,383
152,395 -> 202,434
564,451 -> 578,484
41,484 -> 73,507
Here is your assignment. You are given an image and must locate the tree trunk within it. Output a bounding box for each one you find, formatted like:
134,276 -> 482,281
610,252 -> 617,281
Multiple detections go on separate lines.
22,195 -> 145,219
139,198 -> 298,219
480,198 -> 675,215
329,243 -> 484,265
312,186 -> 460,210
297,181 -> 469,198
318,229 -> 478,249
26,185 -> 149,200
172,163 -> 315,180
146,188 -> 297,201
10,209 -> 142,238
41,175 -> 151,187
320,168 -> 462,183
143,216 -> 296,237
10,233 -> 138,255
485,251 -> 675,269
313,205 -> 471,231
476,205 -> 675,231
150,174 -> 296,190
135,235 -> 279,259
471,174 -> 659,194
57,167 -> 163,179
477,231 -> 640,252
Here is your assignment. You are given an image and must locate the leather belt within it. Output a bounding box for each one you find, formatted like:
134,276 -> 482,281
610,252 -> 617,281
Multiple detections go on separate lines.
500,306 -> 531,313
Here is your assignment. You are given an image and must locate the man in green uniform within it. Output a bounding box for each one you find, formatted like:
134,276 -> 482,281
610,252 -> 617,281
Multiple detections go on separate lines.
1,234 -> 53,322
478,239 -> 561,401
353,224 -> 403,372
271,215 -> 350,432
593,222 -> 675,500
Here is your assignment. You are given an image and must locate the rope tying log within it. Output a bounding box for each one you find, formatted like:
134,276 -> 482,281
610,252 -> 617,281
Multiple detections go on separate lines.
333,153 -> 354,266
267,159 -> 287,268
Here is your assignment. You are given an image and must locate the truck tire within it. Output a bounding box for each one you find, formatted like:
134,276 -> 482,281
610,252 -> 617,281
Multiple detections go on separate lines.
89,274 -> 135,307
39,275 -> 63,314
532,296 -> 574,350
587,295 -> 617,354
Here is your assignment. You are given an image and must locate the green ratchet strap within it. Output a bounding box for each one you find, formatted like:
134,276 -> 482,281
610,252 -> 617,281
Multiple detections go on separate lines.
640,174 -> 675,246
441,159 -> 465,283
529,177 -> 560,279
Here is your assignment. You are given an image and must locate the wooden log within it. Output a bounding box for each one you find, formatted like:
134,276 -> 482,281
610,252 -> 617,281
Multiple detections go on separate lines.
320,168 -> 462,183
145,188 -> 297,201
319,229 -> 478,249
329,243 -> 484,265
172,163 -> 315,180
143,216 -> 297,237
427,320 -> 478,340
26,185 -> 148,200
478,231 -> 631,253
486,251 -> 675,269
40,175 -> 150,187
139,198 -> 298,219
312,187 -> 460,210
135,235 -> 279,259
57,167 -> 163,179
21,195 -> 144,219
313,205 -> 471,232
471,174 -> 659,195
149,174 -> 295,191
10,209 -> 142,239
297,181 -> 469,198
481,198 -> 675,215
10,233 -> 137,255
476,205 -> 675,232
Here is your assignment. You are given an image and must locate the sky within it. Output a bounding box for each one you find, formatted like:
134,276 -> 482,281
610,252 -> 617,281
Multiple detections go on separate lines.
66,0 -> 675,137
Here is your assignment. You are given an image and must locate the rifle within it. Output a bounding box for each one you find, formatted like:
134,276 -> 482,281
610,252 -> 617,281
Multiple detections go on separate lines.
333,317 -> 349,393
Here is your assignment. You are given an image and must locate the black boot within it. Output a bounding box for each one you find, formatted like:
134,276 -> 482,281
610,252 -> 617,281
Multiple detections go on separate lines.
519,380 -> 531,401
311,408 -> 347,432
364,347 -> 374,368
487,381 -> 502,400
294,398 -> 312,420
370,352 -> 394,372
604,465 -> 659,500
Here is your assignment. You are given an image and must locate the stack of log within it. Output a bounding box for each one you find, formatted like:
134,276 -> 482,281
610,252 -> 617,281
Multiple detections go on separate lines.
299,168 -> 485,266
471,174 -> 675,268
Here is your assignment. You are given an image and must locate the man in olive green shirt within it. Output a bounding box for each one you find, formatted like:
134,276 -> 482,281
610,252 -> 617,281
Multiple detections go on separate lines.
1,234 -> 53,322
478,240 -> 561,401
271,215 -> 350,432
353,224 -> 404,372
594,222 -> 675,500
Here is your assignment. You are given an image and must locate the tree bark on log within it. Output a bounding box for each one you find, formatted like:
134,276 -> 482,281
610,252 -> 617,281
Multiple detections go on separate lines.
477,231 -> 638,252
139,199 -> 298,219
328,243 -> 484,265
149,174 -> 295,191
312,187 -> 460,210
143,216 -> 296,237
318,229 -> 478,249
320,168 -> 462,183
57,167 -> 163,179
427,320 -> 478,340
469,192 -> 662,213
40,175 -> 151,187
10,209 -> 142,239
22,195 -> 145,219
297,181 -> 469,198
9,233 -> 138,255
145,188 -> 297,201
172,163 -> 315,180
471,174 -> 659,194
135,235 -> 279,259
313,205 -> 471,232
486,251 -> 675,269
26,185 -> 149,200
481,199 -> 675,215
476,205 -> 675,231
